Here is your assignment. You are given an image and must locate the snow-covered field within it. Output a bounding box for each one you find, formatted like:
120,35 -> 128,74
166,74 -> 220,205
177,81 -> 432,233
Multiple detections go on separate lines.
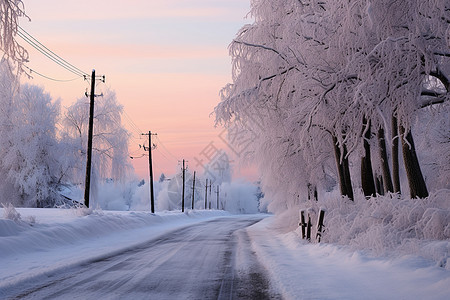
1,208 -> 449,299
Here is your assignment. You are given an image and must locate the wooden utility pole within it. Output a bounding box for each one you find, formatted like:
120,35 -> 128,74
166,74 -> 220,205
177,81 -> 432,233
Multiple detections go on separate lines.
84,69 -> 96,208
142,131 -> 157,213
204,179 -> 208,209
191,171 -> 196,210
216,185 -> 219,210
181,159 -> 186,212
209,181 -> 212,209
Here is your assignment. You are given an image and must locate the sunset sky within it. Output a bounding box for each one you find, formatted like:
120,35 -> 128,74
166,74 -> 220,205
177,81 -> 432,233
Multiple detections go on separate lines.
19,0 -> 255,180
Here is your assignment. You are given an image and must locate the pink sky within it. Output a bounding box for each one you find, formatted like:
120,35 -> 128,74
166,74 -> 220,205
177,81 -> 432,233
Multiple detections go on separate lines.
19,0 -> 257,180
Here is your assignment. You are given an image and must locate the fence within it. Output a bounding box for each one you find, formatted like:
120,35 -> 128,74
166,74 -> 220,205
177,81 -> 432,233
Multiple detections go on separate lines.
299,208 -> 325,242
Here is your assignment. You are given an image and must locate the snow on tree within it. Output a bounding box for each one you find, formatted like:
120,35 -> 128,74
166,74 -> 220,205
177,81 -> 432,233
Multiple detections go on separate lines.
325,0 -> 449,199
0,0 -> 29,70
0,59 -> 20,203
0,60 -> 64,207
61,89 -> 132,202
214,0 -> 449,262
216,0 -> 352,211
215,0 -> 449,215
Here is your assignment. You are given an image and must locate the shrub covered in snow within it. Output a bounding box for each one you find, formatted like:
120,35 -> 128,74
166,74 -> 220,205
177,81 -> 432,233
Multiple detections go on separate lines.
295,190 -> 450,268
2,203 -> 21,222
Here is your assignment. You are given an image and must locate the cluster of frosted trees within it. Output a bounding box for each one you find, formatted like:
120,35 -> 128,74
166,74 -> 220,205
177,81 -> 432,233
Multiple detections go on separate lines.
216,0 -> 449,212
0,60 -> 131,207
0,1 -> 132,208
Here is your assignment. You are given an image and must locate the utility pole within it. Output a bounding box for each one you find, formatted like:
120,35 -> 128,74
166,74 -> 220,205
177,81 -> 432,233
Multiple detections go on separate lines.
216,185 -> 220,210
191,171 -> 196,210
204,179 -> 208,210
84,69 -> 104,208
181,159 -> 186,212
209,182 -> 212,209
142,131 -> 157,213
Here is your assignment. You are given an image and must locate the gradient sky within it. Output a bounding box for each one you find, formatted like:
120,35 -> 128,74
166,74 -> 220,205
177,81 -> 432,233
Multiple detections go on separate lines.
19,0 -> 255,180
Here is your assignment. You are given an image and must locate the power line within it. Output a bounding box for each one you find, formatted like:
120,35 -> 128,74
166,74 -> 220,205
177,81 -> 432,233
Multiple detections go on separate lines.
97,100 -> 142,142
155,147 -> 175,164
129,147 -> 143,155
23,65 -> 83,82
18,26 -> 89,77
155,136 -> 179,162
17,26 -> 88,78
122,110 -> 143,135
17,26 -> 162,172
18,26 -> 146,153
17,30 -> 85,78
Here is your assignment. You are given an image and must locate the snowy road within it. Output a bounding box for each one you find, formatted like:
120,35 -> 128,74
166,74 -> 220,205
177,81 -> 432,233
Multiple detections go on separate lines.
3,215 -> 280,300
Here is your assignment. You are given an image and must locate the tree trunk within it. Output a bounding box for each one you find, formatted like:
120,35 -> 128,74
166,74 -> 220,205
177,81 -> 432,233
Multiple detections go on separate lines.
378,127 -> 394,193
391,115 -> 401,193
342,144 -> 354,200
361,118 -> 376,197
333,135 -> 347,197
375,174 -> 384,195
399,126 -> 429,198
332,135 -> 354,200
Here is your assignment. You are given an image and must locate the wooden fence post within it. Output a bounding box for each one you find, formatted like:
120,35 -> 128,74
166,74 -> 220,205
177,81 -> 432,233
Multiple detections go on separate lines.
316,209 -> 325,242
306,213 -> 312,241
299,210 -> 306,239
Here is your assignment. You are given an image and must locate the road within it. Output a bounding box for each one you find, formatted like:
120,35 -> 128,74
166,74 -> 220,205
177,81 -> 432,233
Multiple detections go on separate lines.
5,215 -> 281,300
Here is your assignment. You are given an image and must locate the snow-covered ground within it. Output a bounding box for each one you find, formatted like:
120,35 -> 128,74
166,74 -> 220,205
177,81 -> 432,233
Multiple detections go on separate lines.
1,208 -> 449,299
247,217 -> 450,300
0,208 -> 231,292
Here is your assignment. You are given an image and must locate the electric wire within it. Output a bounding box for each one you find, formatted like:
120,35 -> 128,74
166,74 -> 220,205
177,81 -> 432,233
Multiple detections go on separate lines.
17,27 -> 149,161
155,147 -> 173,163
18,26 -> 89,77
14,26 -> 162,178
93,96 -> 146,161
23,65 -> 83,82
155,136 -> 179,162
16,28 -> 175,171
124,120 -> 142,140
17,26 -> 88,78
123,110 -> 143,135
129,147 -> 143,155
17,30 -> 85,78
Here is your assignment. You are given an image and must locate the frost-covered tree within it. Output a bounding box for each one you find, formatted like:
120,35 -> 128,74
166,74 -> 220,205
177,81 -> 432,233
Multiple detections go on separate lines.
0,59 -> 20,203
327,0 -> 449,198
216,0 -> 357,210
6,84 -> 63,207
215,0 -> 449,213
61,89 -> 132,201
0,61 -> 64,207
0,0 -> 28,70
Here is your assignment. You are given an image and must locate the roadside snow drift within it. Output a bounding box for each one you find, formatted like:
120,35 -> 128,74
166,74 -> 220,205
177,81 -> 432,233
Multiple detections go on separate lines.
0,208 -> 230,291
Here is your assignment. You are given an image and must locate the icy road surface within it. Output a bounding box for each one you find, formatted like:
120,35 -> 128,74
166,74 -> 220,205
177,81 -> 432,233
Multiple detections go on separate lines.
3,215 -> 281,299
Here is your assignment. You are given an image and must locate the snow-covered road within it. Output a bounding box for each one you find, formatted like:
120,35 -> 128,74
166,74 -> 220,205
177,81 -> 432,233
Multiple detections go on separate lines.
1,215 -> 280,299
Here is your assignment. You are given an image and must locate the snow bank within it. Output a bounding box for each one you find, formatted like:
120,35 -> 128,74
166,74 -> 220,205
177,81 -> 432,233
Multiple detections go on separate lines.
247,217 -> 450,300
0,208 -> 230,290
292,190 -> 450,269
